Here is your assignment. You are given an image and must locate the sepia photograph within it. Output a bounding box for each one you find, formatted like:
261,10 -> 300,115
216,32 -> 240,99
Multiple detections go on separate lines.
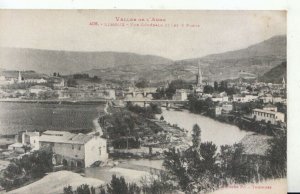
0,10 -> 287,194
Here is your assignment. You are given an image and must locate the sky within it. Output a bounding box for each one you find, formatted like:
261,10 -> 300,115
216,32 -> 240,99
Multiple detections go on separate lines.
0,10 -> 286,60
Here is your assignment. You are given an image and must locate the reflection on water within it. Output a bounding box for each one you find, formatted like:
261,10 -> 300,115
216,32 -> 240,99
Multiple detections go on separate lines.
158,108 -> 251,147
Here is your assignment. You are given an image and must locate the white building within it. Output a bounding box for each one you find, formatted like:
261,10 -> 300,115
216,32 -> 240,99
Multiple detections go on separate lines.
232,94 -> 258,103
252,109 -> 285,124
18,71 -> 47,84
263,104 -> 278,112
29,85 -> 52,94
22,131 -> 40,150
222,103 -> 233,113
39,130 -> 108,168
173,89 -> 188,101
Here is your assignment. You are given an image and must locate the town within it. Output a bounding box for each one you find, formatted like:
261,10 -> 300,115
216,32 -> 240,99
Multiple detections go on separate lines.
0,61 -> 287,193
0,9 -> 287,194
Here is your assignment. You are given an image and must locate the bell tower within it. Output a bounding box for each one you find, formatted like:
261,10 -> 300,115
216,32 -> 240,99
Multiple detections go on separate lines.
18,71 -> 23,83
196,62 -> 203,87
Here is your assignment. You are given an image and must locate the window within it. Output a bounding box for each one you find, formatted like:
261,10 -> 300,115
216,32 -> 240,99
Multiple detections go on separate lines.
72,145 -> 74,150
78,146 -> 81,150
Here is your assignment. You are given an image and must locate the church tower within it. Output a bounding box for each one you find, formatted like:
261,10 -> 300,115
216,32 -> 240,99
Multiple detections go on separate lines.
18,71 -> 23,83
196,62 -> 203,86
282,77 -> 286,89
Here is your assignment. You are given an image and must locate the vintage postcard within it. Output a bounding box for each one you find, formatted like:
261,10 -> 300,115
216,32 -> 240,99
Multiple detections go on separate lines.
0,10 -> 287,194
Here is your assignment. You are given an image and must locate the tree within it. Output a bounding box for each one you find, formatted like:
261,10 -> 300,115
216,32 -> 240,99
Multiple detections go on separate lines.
203,85 -> 214,94
199,142 -> 218,173
107,175 -> 140,194
214,81 -> 218,91
160,116 -> 164,121
192,124 -> 201,149
0,149 -> 53,190
163,148 -> 190,191
63,186 -> 73,194
76,184 -> 94,194
135,79 -> 149,88
219,81 -> 228,92
266,129 -> 287,177
67,78 -> 77,87
140,170 -> 177,194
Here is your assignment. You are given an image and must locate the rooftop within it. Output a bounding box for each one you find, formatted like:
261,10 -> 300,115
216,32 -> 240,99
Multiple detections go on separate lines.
39,130 -> 93,144
24,131 -> 40,137
253,108 -> 283,115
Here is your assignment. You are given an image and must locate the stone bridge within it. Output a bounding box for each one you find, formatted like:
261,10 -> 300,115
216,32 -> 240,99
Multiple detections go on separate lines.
122,88 -> 157,98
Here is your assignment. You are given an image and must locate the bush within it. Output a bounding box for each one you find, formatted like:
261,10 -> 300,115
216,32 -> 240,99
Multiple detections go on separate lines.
0,149 -> 53,190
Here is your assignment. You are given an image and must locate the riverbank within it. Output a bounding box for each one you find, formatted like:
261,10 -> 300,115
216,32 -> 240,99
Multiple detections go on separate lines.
0,98 -> 109,104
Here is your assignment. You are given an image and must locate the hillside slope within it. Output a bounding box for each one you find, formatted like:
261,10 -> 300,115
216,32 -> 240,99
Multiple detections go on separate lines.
259,61 -> 286,83
176,35 -> 286,81
0,48 -> 173,74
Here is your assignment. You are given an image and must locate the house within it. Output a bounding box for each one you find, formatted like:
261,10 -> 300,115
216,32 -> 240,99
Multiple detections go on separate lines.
8,143 -> 26,153
173,89 -> 188,101
263,104 -> 277,112
272,96 -> 285,104
29,85 -> 52,95
259,94 -> 273,103
252,108 -> 285,124
0,75 -> 14,85
57,88 -> 116,100
51,77 -> 65,88
214,106 -> 223,116
39,130 -> 108,168
22,131 -> 40,150
222,103 -> 233,113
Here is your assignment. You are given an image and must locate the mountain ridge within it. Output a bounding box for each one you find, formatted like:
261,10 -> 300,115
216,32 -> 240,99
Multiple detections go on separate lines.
0,35 -> 286,82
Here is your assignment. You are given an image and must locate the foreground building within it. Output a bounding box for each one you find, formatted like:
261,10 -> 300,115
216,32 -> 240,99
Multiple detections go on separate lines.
22,131 -> 40,150
39,130 -> 108,168
252,108 -> 285,124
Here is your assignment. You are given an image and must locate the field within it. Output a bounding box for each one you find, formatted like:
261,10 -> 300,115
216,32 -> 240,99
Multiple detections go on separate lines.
0,102 -> 105,135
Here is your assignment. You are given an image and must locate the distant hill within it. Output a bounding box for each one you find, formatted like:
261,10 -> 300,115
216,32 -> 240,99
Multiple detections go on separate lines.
259,62 -> 286,84
0,70 -> 48,79
0,35 -> 286,83
84,35 -> 287,83
175,35 -> 286,81
0,48 -> 173,74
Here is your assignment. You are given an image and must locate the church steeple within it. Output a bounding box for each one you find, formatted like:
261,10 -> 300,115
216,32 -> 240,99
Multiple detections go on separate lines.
18,71 -> 23,83
282,77 -> 286,89
196,62 -> 203,86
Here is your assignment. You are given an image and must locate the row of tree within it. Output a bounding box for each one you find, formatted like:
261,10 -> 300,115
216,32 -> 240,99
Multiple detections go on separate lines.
162,124 -> 287,193
64,172 -> 177,194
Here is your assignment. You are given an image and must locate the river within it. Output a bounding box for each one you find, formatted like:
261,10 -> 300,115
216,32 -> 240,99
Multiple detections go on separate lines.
84,108 -> 251,183
158,108 -> 252,147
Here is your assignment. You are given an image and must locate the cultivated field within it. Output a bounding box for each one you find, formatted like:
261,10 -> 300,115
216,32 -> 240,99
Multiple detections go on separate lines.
0,102 -> 105,135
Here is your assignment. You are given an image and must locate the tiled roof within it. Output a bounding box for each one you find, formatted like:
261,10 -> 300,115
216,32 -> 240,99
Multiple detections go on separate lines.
25,132 -> 40,137
69,133 -> 93,144
39,130 -> 93,144
253,109 -> 281,115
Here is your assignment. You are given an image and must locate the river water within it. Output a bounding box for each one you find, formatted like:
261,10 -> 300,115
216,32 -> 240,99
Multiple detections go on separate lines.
158,108 -> 251,147
85,108 -> 251,182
